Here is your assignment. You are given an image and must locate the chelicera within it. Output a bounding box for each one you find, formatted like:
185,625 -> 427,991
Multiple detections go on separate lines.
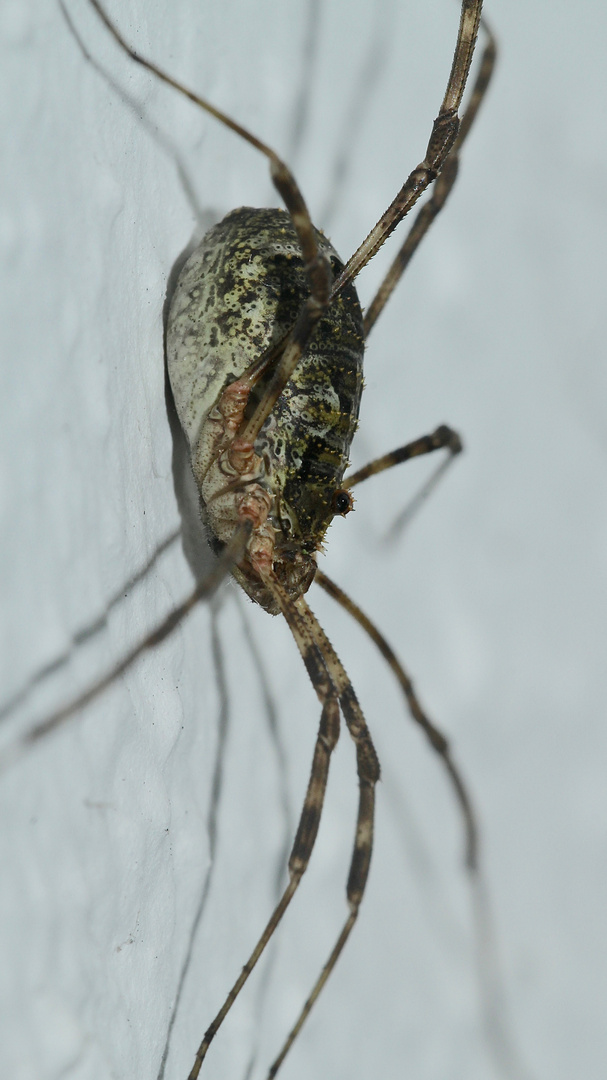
5,2 -> 496,1076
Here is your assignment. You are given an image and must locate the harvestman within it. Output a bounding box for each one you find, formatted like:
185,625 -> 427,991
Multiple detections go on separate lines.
4,1 -> 496,1076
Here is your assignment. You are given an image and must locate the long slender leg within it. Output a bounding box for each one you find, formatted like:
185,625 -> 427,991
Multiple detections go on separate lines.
345,423 -> 461,489
267,908 -> 356,1080
210,12 -> 492,445
364,22 -> 497,336
187,584 -> 345,1078
0,522 -> 252,772
88,2 -> 321,279
189,706 -> 341,1078
87,2 -> 485,444
332,0 -> 484,296
87,0 -> 333,445
315,568 -> 478,871
266,595 -> 380,1078
309,574 -> 522,1078
344,426 -> 463,540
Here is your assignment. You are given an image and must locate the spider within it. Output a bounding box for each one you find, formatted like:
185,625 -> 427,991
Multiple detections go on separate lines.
1,1 -> 496,1077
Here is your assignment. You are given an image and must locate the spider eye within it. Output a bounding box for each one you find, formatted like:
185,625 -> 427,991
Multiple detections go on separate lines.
332,489 -> 353,516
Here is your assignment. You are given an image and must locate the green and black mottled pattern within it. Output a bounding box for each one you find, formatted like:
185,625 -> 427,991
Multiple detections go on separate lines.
168,207 -> 364,554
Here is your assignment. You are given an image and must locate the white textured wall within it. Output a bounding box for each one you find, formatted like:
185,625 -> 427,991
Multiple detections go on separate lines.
1,2 -> 606,1079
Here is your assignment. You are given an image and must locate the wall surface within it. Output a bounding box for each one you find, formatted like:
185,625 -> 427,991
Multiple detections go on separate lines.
1,2 -> 606,1080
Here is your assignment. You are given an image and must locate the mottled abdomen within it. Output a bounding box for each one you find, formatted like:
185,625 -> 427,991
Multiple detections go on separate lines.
167,207 -> 364,560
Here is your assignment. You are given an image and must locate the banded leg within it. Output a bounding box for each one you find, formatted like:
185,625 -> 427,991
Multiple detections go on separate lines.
315,568 -> 478,871
187,585 -> 343,1078
0,522 -> 252,772
364,22 -> 497,336
332,0 -> 485,297
345,424 -> 463,539
346,423 -> 462,489
267,593 -> 380,1078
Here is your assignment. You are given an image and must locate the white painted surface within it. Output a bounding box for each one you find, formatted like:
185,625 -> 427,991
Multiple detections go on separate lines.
1,2 -> 606,1079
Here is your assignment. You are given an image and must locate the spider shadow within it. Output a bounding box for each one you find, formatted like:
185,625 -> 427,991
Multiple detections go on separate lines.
2,9 -> 294,1079
1,1 -> 216,729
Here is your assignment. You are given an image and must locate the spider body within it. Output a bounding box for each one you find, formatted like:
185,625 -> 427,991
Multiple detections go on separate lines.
167,206 -> 363,613
3,2 -> 495,1075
